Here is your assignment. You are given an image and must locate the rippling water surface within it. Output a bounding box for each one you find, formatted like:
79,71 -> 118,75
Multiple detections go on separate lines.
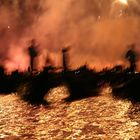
0,86 -> 140,140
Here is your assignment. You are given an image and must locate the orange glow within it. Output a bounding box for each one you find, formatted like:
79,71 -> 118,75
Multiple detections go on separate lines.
117,0 -> 128,5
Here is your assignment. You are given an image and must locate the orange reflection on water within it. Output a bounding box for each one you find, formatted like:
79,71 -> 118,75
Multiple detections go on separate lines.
0,86 -> 140,139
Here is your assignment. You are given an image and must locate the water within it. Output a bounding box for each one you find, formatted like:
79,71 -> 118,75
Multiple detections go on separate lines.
0,86 -> 140,140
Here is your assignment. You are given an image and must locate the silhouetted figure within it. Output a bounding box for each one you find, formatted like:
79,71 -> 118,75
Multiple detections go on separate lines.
62,47 -> 70,73
28,39 -> 38,73
125,44 -> 137,72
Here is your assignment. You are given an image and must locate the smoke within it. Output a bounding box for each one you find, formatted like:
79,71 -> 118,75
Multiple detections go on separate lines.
0,0 -> 43,71
0,0 -> 140,72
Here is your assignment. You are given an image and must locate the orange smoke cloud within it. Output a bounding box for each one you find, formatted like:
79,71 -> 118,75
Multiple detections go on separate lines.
0,0 -> 140,72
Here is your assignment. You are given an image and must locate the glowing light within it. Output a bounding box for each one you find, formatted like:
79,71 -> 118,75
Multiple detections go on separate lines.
118,0 -> 128,5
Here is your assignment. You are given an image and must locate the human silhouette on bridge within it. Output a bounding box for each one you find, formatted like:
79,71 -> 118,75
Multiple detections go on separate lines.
125,44 -> 137,72
28,39 -> 38,73
62,47 -> 70,73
